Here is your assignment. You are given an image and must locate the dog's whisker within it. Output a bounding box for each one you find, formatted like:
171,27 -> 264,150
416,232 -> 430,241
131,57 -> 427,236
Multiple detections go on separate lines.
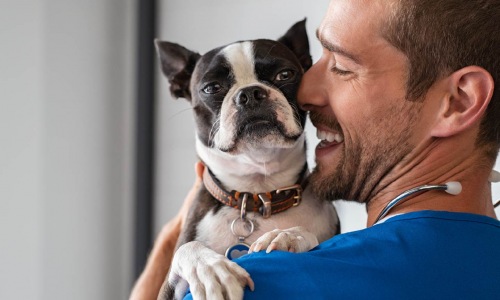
165,107 -> 194,123
276,82 -> 295,89
289,102 -> 303,128
208,118 -> 220,148
209,118 -> 219,138
262,44 -> 278,60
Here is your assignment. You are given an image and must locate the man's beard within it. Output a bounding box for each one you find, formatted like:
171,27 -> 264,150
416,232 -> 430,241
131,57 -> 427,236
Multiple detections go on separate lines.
309,141 -> 392,203
308,102 -> 420,203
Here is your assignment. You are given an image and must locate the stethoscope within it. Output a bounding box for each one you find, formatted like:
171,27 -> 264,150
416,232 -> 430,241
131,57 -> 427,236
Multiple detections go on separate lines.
374,170 -> 500,224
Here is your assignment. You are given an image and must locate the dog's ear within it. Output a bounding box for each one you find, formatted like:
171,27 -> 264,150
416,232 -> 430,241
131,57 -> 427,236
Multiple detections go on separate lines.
278,19 -> 312,71
155,40 -> 201,101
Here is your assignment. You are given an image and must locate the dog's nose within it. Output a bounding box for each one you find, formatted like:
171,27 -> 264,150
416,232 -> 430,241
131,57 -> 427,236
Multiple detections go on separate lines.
235,86 -> 268,108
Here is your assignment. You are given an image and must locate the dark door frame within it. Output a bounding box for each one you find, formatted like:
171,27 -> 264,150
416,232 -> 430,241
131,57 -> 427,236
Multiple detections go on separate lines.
134,0 -> 157,280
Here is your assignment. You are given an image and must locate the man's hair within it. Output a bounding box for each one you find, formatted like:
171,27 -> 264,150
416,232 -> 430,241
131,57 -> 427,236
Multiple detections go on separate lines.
383,0 -> 500,158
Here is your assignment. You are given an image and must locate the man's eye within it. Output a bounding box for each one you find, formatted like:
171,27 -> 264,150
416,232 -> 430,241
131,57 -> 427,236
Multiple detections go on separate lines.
331,66 -> 352,76
202,83 -> 222,94
275,70 -> 295,81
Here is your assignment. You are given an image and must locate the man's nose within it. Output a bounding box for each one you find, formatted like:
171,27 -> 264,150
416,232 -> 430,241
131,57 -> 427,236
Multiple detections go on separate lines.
297,58 -> 330,111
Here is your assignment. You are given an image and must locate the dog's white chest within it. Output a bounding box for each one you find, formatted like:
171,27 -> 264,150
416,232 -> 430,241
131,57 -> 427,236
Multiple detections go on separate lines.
195,207 -> 268,255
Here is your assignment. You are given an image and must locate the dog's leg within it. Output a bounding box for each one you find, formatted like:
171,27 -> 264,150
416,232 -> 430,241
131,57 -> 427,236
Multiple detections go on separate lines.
249,226 -> 319,253
160,241 -> 255,300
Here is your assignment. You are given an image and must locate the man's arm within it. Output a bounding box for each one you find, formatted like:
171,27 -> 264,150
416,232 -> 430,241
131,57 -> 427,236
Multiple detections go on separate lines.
129,162 -> 204,300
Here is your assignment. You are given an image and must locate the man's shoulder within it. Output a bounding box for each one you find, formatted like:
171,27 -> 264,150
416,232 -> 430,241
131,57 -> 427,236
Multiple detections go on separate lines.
235,210 -> 500,299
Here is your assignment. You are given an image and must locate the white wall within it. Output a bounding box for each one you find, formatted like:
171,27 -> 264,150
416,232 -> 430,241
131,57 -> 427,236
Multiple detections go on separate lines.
0,1 -> 135,299
155,0 -> 500,236
1,1 -> 44,298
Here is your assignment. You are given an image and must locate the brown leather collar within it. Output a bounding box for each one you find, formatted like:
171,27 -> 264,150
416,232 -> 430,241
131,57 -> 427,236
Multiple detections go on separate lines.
202,165 -> 308,218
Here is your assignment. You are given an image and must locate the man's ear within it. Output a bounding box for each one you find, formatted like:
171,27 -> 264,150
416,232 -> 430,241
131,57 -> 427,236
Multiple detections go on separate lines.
277,19 -> 313,71
154,40 -> 201,101
431,66 -> 494,138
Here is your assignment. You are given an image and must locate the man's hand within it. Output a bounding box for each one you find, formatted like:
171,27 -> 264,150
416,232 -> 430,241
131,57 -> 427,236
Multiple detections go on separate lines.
129,162 -> 205,300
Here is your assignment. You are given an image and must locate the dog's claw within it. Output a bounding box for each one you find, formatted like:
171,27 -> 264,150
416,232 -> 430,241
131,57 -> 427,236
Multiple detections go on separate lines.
266,242 -> 278,253
246,276 -> 255,291
250,243 -> 263,253
251,226 -> 319,255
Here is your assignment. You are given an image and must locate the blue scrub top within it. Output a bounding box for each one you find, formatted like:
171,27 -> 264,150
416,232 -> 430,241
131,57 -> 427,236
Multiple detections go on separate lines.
185,210 -> 500,299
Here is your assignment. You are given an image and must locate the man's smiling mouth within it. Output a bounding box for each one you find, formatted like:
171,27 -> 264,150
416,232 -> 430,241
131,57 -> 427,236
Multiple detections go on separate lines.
316,129 -> 344,148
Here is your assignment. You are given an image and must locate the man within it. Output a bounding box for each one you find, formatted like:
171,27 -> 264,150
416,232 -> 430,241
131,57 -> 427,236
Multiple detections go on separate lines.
131,0 -> 500,298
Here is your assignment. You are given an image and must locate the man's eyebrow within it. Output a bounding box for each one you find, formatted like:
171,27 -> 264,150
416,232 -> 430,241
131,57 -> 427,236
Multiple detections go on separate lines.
316,29 -> 361,64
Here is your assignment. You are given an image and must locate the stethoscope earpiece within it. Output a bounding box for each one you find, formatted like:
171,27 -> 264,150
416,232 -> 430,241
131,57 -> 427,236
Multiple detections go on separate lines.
444,181 -> 462,195
489,170 -> 500,208
489,170 -> 500,183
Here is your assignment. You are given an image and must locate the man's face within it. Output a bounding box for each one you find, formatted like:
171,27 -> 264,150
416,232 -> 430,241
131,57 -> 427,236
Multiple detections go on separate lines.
298,0 -> 425,202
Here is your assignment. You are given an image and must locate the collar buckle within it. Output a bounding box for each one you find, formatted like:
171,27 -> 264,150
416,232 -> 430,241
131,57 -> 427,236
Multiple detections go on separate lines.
276,184 -> 303,207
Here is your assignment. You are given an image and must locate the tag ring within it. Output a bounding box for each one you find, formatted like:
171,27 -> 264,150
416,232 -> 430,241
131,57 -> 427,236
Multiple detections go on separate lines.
230,217 -> 254,239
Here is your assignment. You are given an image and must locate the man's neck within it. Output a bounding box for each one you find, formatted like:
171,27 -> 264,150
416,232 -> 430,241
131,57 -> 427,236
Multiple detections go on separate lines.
366,136 -> 496,226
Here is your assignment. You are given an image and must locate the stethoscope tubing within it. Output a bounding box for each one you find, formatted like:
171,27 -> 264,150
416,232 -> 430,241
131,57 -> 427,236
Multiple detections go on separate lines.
374,184 -> 450,224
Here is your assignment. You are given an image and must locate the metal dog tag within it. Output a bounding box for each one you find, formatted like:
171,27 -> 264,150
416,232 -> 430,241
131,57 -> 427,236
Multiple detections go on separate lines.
225,242 -> 250,260
226,217 -> 254,260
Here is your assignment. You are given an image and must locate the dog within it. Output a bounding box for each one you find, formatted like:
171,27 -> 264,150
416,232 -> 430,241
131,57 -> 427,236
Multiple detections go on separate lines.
155,20 -> 340,300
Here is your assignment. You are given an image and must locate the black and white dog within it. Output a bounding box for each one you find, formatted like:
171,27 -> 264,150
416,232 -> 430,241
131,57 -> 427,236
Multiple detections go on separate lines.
155,20 -> 339,300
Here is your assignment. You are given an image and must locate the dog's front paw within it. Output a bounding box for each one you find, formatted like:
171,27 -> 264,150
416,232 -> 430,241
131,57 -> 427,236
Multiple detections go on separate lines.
249,226 -> 319,254
166,241 -> 254,300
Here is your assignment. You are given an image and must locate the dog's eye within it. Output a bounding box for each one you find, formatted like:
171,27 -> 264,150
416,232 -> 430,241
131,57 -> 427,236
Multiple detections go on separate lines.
202,83 -> 222,94
275,70 -> 294,81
